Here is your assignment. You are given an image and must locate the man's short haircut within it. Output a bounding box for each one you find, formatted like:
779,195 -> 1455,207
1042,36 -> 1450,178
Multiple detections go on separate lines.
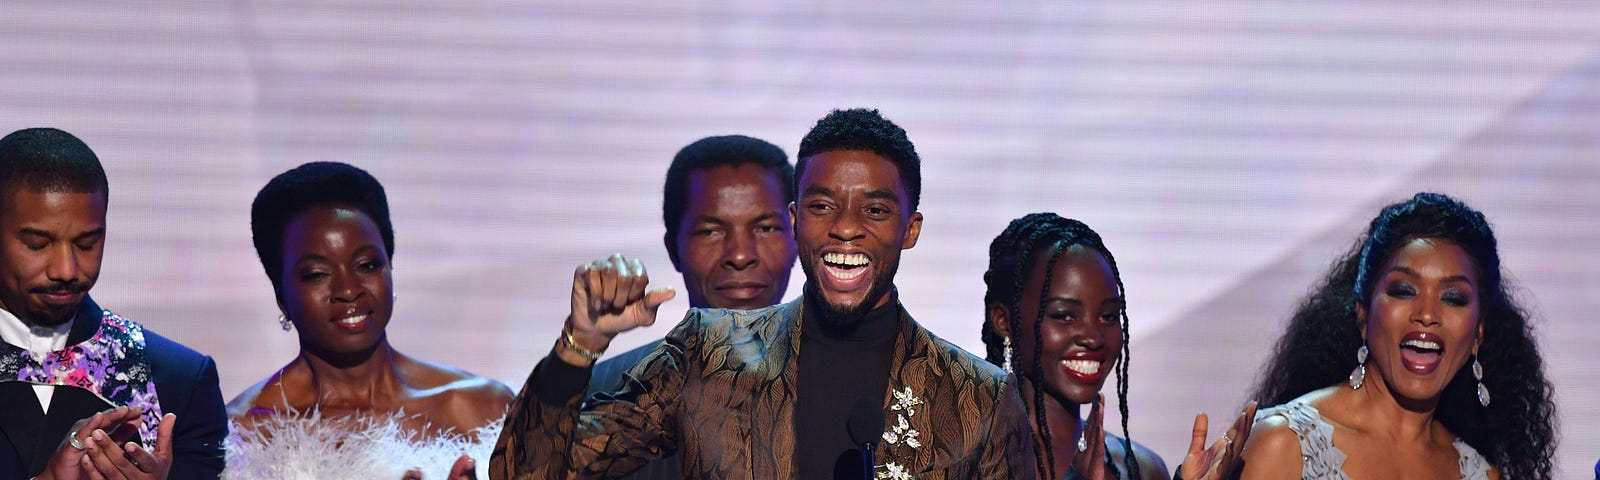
795,108 -> 921,212
662,135 -> 793,248
251,162 -> 394,300
0,128 -> 109,201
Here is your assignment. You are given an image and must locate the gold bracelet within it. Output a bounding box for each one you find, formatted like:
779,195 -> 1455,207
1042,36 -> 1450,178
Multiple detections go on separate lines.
562,327 -> 605,363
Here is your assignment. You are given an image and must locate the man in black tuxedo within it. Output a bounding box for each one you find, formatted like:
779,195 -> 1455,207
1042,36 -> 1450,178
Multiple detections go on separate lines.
584,135 -> 796,479
0,128 -> 226,480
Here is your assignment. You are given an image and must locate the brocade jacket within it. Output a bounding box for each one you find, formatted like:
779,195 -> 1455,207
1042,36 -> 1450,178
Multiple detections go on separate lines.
490,296 -> 1036,479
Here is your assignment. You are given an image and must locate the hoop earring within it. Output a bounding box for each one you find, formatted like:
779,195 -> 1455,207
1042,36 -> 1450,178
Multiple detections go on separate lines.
1002,337 -> 1014,374
1473,355 -> 1490,407
278,314 -> 292,332
1348,344 -> 1368,389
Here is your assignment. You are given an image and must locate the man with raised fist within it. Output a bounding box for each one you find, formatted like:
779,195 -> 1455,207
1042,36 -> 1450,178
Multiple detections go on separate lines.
491,109 -> 1035,480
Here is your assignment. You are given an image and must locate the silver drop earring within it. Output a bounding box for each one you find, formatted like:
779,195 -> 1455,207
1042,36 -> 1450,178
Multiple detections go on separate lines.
1348,344 -> 1369,389
1002,337 -> 1014,374
1473,355 -> 1490,407
278,314 -> 292,332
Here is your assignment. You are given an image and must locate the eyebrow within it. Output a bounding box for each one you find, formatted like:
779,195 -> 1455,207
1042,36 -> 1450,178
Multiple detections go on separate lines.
18,227 -> 106,241
1391,266 -> 1474,286
801,186 -> 834,198
17,227 -> 54,239
691,211 -> 783,226
73,228 -> 106,242
864,190 -> 901,204
1043,298 -> 1084,308
1043,295 -> 1124,307
292,254 -> 330,268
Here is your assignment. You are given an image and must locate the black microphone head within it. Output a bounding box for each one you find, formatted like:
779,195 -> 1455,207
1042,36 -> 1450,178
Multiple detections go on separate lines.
847,397 -> 884,447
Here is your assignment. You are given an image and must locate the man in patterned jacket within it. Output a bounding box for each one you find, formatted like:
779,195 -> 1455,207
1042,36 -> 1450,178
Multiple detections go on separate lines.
492,109 -> 1035,479
585,134 -> 798,480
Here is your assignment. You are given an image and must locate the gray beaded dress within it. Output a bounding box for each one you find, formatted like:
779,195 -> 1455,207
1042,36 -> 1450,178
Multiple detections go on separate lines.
1254,402 -> 1489,480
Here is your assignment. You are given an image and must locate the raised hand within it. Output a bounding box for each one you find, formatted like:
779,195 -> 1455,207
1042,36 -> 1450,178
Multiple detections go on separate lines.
1070,393 -> 1109,480
37,406 -> 146,480
1180,401 -> 1257,480
81,412 -> 176,480
560,254 -> 676,366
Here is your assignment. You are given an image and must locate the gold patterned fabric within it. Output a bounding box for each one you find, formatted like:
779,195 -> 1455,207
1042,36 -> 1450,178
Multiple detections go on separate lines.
490,296 -> 1037,480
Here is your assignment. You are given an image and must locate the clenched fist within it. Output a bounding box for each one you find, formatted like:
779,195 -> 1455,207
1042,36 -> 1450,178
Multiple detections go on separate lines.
558,254 -> 676,366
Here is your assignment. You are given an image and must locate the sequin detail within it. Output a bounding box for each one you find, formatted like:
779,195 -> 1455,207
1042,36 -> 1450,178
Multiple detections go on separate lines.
0,310 -> 165,450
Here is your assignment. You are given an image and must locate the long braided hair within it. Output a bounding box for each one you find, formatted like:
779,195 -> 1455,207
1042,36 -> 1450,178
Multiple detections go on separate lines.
980,213 -> 1138,480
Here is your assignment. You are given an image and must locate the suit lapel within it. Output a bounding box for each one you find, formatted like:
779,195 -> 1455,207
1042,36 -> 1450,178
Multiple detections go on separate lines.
2,298 -> 111,476
769,300 -> 801,478
32,387 -> 116,475
0,382 -> 46,475
877,305 -> 938,473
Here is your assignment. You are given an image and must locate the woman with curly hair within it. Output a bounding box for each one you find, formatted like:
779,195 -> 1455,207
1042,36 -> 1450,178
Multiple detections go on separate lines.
1244,192 -> 1556,479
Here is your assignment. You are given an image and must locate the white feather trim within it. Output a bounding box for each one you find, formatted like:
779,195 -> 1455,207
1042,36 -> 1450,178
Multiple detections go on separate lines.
224,410 -> 502,480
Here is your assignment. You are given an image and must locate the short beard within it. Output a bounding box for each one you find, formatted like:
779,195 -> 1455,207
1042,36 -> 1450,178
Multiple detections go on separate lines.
26,310 -> 75,328
801,259 -> 900,334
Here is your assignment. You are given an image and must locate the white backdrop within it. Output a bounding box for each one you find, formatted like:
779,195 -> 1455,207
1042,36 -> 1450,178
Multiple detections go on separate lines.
3,1 -> 1597,475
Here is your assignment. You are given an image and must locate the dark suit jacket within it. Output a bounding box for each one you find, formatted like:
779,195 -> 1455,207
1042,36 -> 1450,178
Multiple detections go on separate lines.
587,340 -> 678,480
492,296 -> 1036,479
0,297 -> 227,479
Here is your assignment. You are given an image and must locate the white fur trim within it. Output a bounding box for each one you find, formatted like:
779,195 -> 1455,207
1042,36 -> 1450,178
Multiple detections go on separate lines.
224,409 -> 503,479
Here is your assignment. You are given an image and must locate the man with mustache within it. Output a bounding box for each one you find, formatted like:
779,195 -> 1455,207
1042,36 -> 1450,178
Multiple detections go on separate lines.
492,109 -> 1035,479
0,128 -> 226,480
585,135 -> 797,480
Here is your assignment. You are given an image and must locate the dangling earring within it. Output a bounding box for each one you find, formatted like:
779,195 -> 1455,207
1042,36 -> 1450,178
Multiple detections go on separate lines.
278,314 -> 292,332
1473,355 -> 1490,406
1348,344 -> 1368,389
1002,337 -> 1014,374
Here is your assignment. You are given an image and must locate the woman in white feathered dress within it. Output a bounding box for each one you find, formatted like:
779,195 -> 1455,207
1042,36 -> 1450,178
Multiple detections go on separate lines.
225,162 -> 513,479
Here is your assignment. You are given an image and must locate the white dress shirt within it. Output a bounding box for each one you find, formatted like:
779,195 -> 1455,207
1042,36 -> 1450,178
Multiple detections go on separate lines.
0,306 -> 74,412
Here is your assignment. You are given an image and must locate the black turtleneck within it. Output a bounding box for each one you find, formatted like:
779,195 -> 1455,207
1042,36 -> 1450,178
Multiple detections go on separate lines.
794,288 -> 901,479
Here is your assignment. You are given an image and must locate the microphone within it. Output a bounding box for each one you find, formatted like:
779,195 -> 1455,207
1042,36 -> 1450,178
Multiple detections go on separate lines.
847,397 -> 884,480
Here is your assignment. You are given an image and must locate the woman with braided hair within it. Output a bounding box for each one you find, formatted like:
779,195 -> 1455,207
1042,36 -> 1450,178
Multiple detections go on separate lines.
981,213 -> 1252,480
979,212 -> 1157,480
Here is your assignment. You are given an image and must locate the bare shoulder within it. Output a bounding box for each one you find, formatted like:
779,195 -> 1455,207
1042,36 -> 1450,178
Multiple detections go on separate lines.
398,355 -> 515,430
1106,435 -> 1170,480
1237,413 -> 1302,479
1487,466 -> 1502,480
226,370 -> 297,419
226,378 -> 269,418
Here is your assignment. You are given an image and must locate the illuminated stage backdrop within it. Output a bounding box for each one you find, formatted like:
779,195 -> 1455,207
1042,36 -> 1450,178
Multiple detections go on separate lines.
3,1 -> 1598,474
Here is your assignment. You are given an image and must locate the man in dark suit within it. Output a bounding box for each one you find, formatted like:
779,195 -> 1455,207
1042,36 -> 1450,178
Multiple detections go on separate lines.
0,128 -> 226,480
585,135 -> 796,479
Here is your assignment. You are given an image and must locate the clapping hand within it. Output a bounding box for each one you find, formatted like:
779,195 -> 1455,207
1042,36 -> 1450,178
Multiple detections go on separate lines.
37,406 -> 148,480
1180,401 -> 1257,480
1069,394 -> 1109,480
